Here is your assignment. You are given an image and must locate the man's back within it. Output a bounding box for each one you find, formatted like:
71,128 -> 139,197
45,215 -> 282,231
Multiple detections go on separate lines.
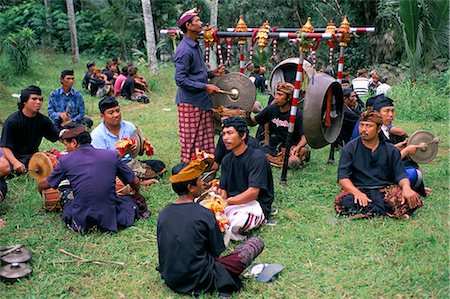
157,202 -> 234,294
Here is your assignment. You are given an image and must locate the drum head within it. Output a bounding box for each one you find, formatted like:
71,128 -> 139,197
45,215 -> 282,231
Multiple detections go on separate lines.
211,72 -> 256,112
407,130 -> 439,164
28,152 -> 53,182
269,58 -> 314,96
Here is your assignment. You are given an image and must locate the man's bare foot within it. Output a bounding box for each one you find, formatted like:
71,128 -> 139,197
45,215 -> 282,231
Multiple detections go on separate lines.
425,187 -> 432,196
0,215 -> 5,227
141,179 -> 159,186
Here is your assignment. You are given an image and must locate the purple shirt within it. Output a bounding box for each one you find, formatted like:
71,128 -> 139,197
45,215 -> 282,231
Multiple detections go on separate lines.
174,36 -> 211,110
47,144 -> 136,232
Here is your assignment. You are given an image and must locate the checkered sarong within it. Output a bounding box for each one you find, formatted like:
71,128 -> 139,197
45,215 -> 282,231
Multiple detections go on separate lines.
178,104 -> 215,163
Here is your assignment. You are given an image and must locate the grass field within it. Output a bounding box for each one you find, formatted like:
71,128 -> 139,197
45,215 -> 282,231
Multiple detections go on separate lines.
0,52 -> 448,298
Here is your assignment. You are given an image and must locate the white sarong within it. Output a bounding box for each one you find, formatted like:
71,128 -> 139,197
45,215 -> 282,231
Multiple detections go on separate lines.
224,200 -> 266,241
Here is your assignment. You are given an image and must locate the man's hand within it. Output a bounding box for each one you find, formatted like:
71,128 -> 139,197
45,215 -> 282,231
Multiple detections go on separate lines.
403,144 -> 426,157
206,84 -> 220,95
353,190 -> 372,207
401,186 -> 420,209
394,140 -> 407,150
59,112 -> 70,120
211,65 -> 225,77
290,145 -> 301,157
125,143 -> 138,155
12,161 -> 25,174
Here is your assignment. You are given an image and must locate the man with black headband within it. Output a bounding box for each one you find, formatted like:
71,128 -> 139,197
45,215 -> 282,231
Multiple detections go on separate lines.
0,85 -> 59,174
174,7 -> 224,163
247,82 -> 310,169
157,160 -> 264,297
91,97 -> 166,185
334,111 -> 422,219
38,126 -> 140,233
218,117 -> 274,240
48,70 -> 93,129
372,94 -> 430,197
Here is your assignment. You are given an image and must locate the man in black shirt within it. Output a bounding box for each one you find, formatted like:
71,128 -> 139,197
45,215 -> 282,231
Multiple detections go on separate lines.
0,86 -> 60,174
157,160 -> 264,297
334,111 -> 421,219
218,117 -> 274,240
248,82 -> 309,168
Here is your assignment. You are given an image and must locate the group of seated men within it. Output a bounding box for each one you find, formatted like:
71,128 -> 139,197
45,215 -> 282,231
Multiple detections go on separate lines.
82,59 -> 150,103
0,67 -> 431,297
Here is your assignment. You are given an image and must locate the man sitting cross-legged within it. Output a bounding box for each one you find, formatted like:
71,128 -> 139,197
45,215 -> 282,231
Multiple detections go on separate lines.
0,86 -> 60,175
38,127 -> 139,233
157,160 -> 264,297
218,117 -> 274,240
334,111 -> 422,219
91,97 -> 166,186
247,82 -> 310,169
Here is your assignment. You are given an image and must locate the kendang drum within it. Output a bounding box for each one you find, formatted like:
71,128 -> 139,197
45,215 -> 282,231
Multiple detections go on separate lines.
42,188 -> 61,211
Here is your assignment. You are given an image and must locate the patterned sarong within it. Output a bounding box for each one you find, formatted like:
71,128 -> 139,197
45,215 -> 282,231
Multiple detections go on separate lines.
224,200 -> 266,241
334,184 -> 423,219
265,147 -> 310,169
178,104 -> 215,163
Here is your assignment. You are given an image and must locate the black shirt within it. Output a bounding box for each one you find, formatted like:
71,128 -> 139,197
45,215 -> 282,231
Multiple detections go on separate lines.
0,110 -> 59,164
338,137 -> 408,188
121,77 -> 135,99
157,202 -> 239,294
214,135 -> 259,165
255,104 -> 304,150
219,147 -> 274,218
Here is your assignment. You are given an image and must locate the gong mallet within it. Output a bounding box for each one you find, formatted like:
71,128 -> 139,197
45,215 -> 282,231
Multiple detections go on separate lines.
217,89 -> 239,100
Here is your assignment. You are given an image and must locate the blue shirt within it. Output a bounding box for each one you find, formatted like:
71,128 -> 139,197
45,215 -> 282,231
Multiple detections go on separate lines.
90,120 -> 136,162
47,144 -> 136,232
174,36 -> 211,110
48,87 -> 86,123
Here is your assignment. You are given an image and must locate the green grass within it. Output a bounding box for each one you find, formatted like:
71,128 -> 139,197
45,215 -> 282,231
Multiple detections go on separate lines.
0,52 -> 448,298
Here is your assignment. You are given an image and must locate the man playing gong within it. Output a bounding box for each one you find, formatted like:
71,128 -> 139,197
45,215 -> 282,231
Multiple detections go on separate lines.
174,7 -> 224,162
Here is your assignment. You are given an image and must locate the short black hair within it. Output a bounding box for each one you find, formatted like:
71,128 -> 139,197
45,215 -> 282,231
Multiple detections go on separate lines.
86,61 -> 96,69
62,131 -> 92,145
61,70 -> 74,79
171,163 -> 199,196
121,66 -> 129,76
18,85 -> 42,109
222,116 -> 249,139
179,18 -> 194,33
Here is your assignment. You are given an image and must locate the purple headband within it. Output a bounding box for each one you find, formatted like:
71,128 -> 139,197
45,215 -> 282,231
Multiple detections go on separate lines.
177,8 -> 199,28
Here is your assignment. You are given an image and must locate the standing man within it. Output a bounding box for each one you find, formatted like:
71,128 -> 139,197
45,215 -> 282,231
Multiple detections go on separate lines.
174,7 -> 224,162
48,70 -> 93,129
38,127 -> 139,233
218,117 -> 274,241
0,86 -> 60,174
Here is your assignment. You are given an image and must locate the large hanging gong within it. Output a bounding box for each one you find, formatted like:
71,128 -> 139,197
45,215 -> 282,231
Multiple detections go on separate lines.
303,73 -> 344,149
269,58 -> 315,96
211,72 -> 256,111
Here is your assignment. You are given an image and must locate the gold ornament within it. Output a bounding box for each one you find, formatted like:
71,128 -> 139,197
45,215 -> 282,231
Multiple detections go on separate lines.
338,16 -> 351,47
325,21 -> 336,34
299,17 -> 314,53
203,27 -> 215,47
235,16 -> 248,45
256,21 -> 270,53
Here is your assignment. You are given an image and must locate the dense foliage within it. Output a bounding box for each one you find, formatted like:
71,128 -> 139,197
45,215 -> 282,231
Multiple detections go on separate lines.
0,0 -> 448,76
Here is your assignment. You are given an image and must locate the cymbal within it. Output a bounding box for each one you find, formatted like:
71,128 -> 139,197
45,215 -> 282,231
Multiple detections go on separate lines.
0,262 -> 32,283
1,247 -> 32,264
28,152 -> 53,182
129,129 -> 144,158
407,130 -> 439,164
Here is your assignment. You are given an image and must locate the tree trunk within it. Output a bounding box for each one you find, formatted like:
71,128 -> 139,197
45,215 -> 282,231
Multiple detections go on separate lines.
141,0 -> 159,75
66,0 -> 80,63
209,0 -> 219,68
43,0 -> 52,48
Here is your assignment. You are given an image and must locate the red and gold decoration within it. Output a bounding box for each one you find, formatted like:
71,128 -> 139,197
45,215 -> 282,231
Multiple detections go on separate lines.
256,20 -> 270,53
